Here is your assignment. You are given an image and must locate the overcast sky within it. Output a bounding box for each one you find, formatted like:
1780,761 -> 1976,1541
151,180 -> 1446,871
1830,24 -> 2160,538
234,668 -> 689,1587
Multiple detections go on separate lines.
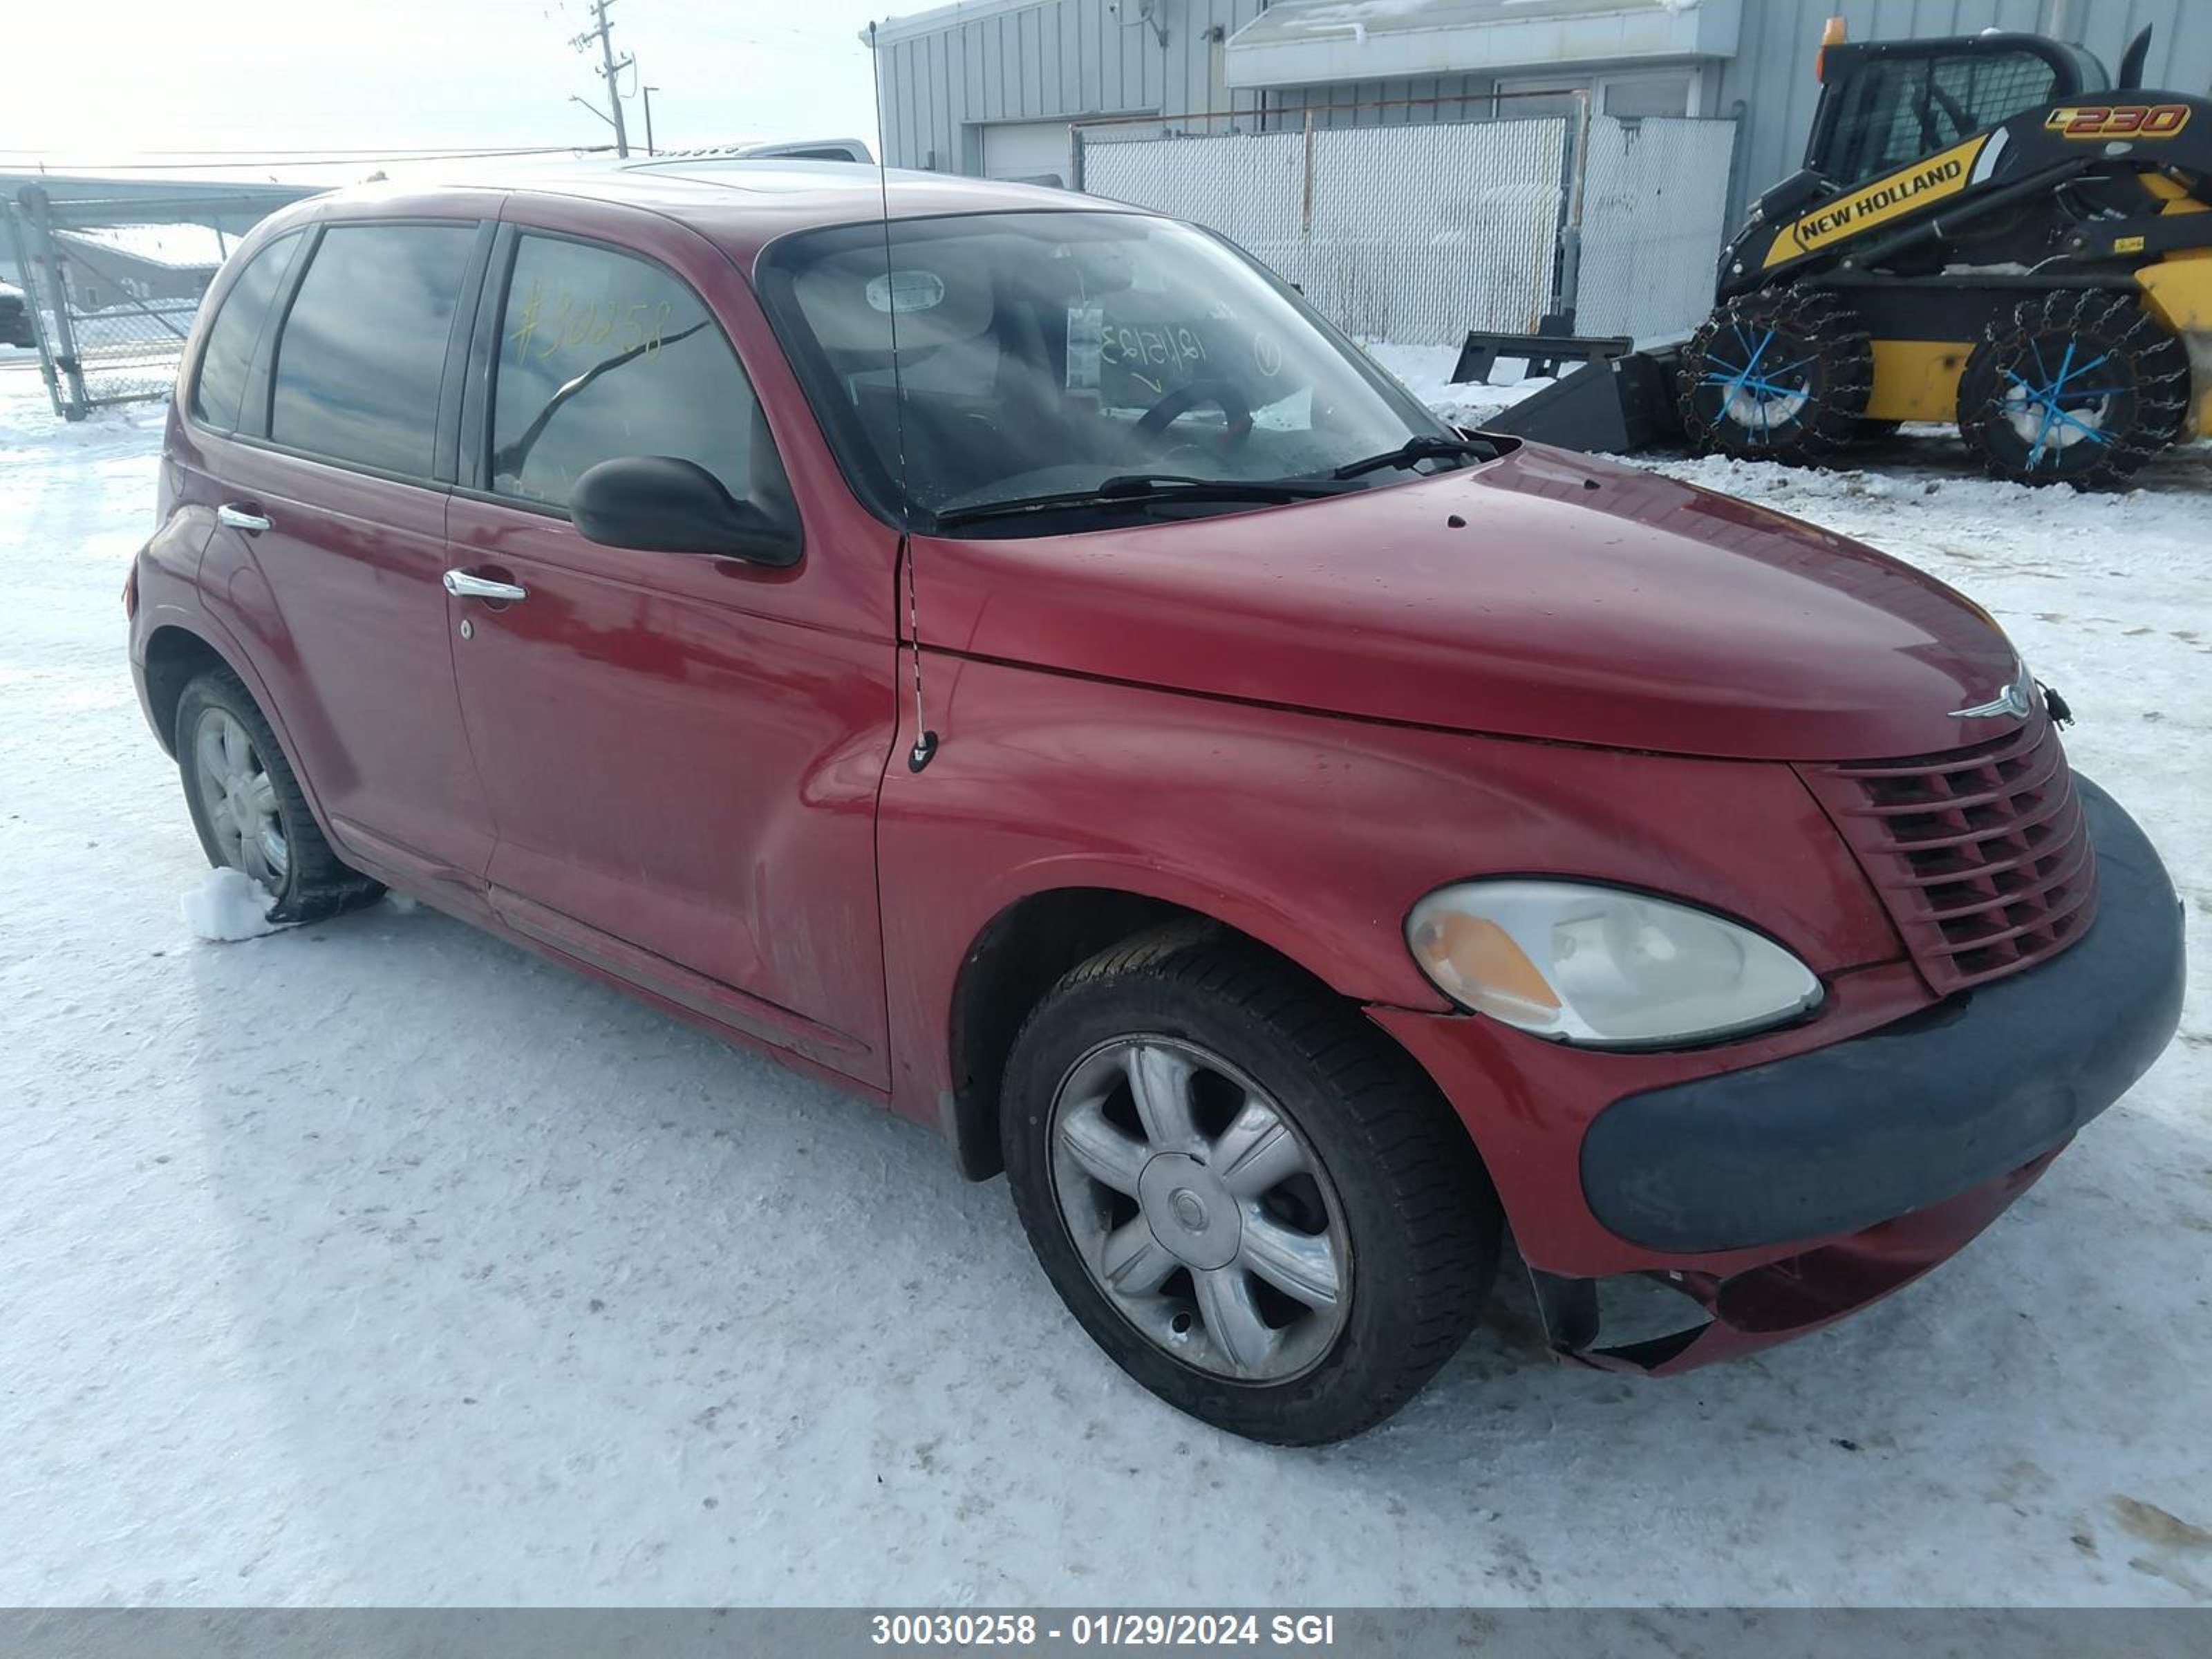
1,0 -> 901,178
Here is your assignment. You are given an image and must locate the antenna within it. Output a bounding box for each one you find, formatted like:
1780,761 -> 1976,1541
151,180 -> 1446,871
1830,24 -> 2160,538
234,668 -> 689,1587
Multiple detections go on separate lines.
869,20 -> 940,774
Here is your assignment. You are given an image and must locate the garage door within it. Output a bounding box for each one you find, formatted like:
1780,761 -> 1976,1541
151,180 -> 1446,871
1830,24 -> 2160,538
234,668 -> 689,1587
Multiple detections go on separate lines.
980,121 -> 1071,186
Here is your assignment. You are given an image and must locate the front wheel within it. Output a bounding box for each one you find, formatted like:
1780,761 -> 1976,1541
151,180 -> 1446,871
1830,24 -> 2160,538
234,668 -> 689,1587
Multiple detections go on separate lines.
1679,287 -> 1873,466
1000,928 -> 1501,1444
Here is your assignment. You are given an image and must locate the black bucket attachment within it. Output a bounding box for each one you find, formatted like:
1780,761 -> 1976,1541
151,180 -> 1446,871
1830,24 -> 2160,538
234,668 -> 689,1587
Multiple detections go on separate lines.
1478,345 -> 1685,454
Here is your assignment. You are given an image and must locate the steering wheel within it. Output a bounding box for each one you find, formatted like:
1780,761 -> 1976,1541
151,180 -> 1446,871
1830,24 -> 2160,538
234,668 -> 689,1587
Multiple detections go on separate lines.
1132,377 -> 1255,454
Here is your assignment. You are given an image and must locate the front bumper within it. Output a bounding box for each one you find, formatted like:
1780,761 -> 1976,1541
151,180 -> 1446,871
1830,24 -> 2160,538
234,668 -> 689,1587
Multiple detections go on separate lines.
1580,778 -> 2182,1254
1373,775 -> 2184,1371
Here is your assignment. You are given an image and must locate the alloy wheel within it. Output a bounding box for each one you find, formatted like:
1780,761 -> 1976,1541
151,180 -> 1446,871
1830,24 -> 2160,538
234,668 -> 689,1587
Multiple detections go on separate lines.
1047,1035 -> 1351,1383
192,707 -> 289,888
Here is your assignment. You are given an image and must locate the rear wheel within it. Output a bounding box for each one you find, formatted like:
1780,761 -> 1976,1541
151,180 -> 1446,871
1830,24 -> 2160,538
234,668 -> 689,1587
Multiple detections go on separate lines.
1000,928 -> 1501,1444
175,668 -> 382,925
1680,286 -> 1873,466
1956,290 -> 2190,489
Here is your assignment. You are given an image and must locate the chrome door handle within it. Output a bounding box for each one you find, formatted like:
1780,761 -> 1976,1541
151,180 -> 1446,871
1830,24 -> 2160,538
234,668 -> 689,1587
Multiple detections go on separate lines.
442,570 -> 528,602
217,503 -> 272,532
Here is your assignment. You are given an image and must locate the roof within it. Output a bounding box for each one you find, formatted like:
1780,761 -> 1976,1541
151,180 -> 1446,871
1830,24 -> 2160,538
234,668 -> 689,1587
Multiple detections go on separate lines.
869,0 -> 1049,49
256,162 -> 1122,264
1224,0 -> 1741,88
52,221 -> 232,271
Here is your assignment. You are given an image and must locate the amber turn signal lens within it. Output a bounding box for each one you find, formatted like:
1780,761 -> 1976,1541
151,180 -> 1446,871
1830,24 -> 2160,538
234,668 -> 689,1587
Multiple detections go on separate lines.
1412,912 -> 1561,1018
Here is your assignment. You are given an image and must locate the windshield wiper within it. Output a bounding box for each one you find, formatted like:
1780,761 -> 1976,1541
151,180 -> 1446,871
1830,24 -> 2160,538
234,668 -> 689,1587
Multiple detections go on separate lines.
930,473 -> 1353,529
1329,433 -> 1499,481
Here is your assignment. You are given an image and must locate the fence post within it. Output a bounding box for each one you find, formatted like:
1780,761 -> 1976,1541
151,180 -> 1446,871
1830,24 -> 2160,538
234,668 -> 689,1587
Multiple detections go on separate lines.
1554,91 -> 1593,326
4,196 -> 66,422
18,187 -> 91,420
1300,108 -> 1315,236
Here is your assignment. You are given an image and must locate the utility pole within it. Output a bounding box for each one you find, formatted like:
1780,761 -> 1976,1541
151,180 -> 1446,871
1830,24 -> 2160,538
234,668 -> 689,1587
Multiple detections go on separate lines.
570,0 -> 632,159
642,85 -> 659,156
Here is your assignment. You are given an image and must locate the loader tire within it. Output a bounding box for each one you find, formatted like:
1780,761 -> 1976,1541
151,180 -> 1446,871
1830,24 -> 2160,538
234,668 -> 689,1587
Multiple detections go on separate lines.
1679,287 -> 1872,467
1956,290 -> 2191,490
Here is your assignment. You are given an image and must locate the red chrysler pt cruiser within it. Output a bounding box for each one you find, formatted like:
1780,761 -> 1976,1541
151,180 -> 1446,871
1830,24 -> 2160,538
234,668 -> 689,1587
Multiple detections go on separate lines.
128,165 -> 2185,1443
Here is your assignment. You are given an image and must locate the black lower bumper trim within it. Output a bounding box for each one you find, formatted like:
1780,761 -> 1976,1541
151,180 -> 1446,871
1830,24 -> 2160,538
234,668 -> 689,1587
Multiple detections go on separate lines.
1580,776 -> 2185,1254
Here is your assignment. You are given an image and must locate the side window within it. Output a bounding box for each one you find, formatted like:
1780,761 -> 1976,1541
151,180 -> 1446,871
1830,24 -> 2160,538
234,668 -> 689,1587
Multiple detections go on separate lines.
488,234 -> 782,512
189,232 -> 303,431
1826,53 -> 2059,186
268,223 -> 478,476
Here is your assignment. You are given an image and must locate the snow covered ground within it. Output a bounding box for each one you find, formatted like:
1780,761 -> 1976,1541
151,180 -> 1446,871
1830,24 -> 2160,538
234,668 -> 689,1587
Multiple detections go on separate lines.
3,366 -> 2209,1608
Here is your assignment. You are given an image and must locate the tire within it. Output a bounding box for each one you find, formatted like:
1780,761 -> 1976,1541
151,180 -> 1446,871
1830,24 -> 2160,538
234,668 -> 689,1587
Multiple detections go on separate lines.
1679,286 -> 1873,466
1956,290 -> 2190,489
1000,926 -> 1502,1444
174,668 -> 383,925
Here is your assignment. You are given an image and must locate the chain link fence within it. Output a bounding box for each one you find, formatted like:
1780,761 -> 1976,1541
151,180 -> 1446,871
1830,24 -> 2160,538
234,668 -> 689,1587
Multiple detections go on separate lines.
3,182 -> 313,420
1574,116 -> 1743,341
1076,104 -> 1737,348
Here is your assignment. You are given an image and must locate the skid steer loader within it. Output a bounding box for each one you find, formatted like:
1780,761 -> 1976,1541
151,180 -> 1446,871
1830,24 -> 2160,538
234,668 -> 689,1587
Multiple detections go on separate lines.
1490,19 -> 2212,487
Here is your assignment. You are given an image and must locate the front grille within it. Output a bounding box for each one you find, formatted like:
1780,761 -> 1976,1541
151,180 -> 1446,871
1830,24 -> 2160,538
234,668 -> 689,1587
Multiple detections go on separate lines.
1798,715 -> 2097,995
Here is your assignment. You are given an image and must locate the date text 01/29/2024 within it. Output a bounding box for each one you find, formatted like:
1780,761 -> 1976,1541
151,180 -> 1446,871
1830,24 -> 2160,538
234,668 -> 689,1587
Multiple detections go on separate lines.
870,1613 -> 1339,1647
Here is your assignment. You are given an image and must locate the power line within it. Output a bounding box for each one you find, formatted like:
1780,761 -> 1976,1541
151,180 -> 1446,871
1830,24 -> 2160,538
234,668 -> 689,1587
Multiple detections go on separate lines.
0,143 -> 617,158
0,144 -> 619,172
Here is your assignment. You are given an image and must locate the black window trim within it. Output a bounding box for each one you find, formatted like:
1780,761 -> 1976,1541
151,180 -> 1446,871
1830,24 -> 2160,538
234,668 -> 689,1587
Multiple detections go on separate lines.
1806,33 -> 2095,176
205,214 -> 498,494
452,221 -> 798,538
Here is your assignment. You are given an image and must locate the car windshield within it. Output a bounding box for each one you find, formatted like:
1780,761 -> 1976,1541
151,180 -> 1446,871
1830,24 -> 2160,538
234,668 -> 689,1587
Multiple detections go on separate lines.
756,209 -> 1457,530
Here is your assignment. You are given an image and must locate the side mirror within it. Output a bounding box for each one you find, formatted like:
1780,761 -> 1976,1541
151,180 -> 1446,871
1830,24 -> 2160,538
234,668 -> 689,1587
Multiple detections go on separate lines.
570,456 -> 802,568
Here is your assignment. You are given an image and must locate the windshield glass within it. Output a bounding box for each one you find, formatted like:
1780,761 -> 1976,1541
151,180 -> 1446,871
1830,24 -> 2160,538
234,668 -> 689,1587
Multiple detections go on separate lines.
756,210 -> 1454,529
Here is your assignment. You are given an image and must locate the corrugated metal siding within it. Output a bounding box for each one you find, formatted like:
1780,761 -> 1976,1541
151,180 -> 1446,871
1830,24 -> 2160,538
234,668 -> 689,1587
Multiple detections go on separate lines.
879,0 -> 2212,207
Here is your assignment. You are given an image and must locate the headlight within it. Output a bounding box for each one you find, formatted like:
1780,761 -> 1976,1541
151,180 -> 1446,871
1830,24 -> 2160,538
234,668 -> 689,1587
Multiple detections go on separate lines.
1405,881 -> 1822,1048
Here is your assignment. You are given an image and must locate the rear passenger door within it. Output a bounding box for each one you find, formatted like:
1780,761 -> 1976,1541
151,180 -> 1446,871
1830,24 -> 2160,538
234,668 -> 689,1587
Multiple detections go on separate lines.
443,218 -> 896,1085
194,214 -> 500,897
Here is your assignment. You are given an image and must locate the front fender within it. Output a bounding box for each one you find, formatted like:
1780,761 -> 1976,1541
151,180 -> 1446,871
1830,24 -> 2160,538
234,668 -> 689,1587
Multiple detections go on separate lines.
874,655 -> 1907,1128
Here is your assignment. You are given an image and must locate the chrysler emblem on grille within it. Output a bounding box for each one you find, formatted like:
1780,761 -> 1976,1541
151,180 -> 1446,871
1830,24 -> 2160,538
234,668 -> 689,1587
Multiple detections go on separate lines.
1950,665 -> 2035,721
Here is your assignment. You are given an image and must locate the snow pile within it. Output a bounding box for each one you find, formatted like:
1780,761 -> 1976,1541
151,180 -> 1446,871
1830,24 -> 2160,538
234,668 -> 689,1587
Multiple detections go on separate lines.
179,867 -> 281,941
3,369 -> 2211,1608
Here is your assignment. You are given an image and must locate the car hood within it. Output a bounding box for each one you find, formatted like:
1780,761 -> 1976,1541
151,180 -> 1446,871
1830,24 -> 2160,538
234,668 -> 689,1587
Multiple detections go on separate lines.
912,444 -> 2023,762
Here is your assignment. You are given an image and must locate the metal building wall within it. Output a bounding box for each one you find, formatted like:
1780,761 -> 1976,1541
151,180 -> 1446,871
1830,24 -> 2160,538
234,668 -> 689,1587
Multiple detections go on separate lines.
875,0 -> 1266,174
876,0 -> 2212,200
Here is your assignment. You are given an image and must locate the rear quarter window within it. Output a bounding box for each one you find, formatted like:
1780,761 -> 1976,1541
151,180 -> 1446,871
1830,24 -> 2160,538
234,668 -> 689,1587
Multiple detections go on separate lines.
189,232 -> 304,432
268,223 -> 478,477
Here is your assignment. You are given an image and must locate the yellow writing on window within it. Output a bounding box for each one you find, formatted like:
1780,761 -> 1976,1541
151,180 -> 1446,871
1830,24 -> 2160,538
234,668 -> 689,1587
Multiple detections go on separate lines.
509,281 -> 673,362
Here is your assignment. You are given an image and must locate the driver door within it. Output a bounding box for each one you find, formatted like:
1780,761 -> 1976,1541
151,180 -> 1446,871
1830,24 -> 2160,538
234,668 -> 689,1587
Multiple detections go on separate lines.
443,220 -> 896,1086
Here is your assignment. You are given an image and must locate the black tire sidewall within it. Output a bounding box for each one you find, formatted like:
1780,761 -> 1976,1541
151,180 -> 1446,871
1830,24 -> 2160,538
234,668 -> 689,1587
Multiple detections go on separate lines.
174,673 -> 312,917
1001,960 -> 1497,1445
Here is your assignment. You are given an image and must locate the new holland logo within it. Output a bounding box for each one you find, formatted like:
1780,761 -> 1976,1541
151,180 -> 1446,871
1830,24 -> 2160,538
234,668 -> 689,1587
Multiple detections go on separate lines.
1766,135 -> 1987,266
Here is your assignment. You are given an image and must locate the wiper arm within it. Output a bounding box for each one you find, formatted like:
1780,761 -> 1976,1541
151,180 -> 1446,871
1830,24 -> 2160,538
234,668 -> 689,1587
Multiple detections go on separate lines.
930,473 -> 1352,529
1329,433 -> 1497,481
